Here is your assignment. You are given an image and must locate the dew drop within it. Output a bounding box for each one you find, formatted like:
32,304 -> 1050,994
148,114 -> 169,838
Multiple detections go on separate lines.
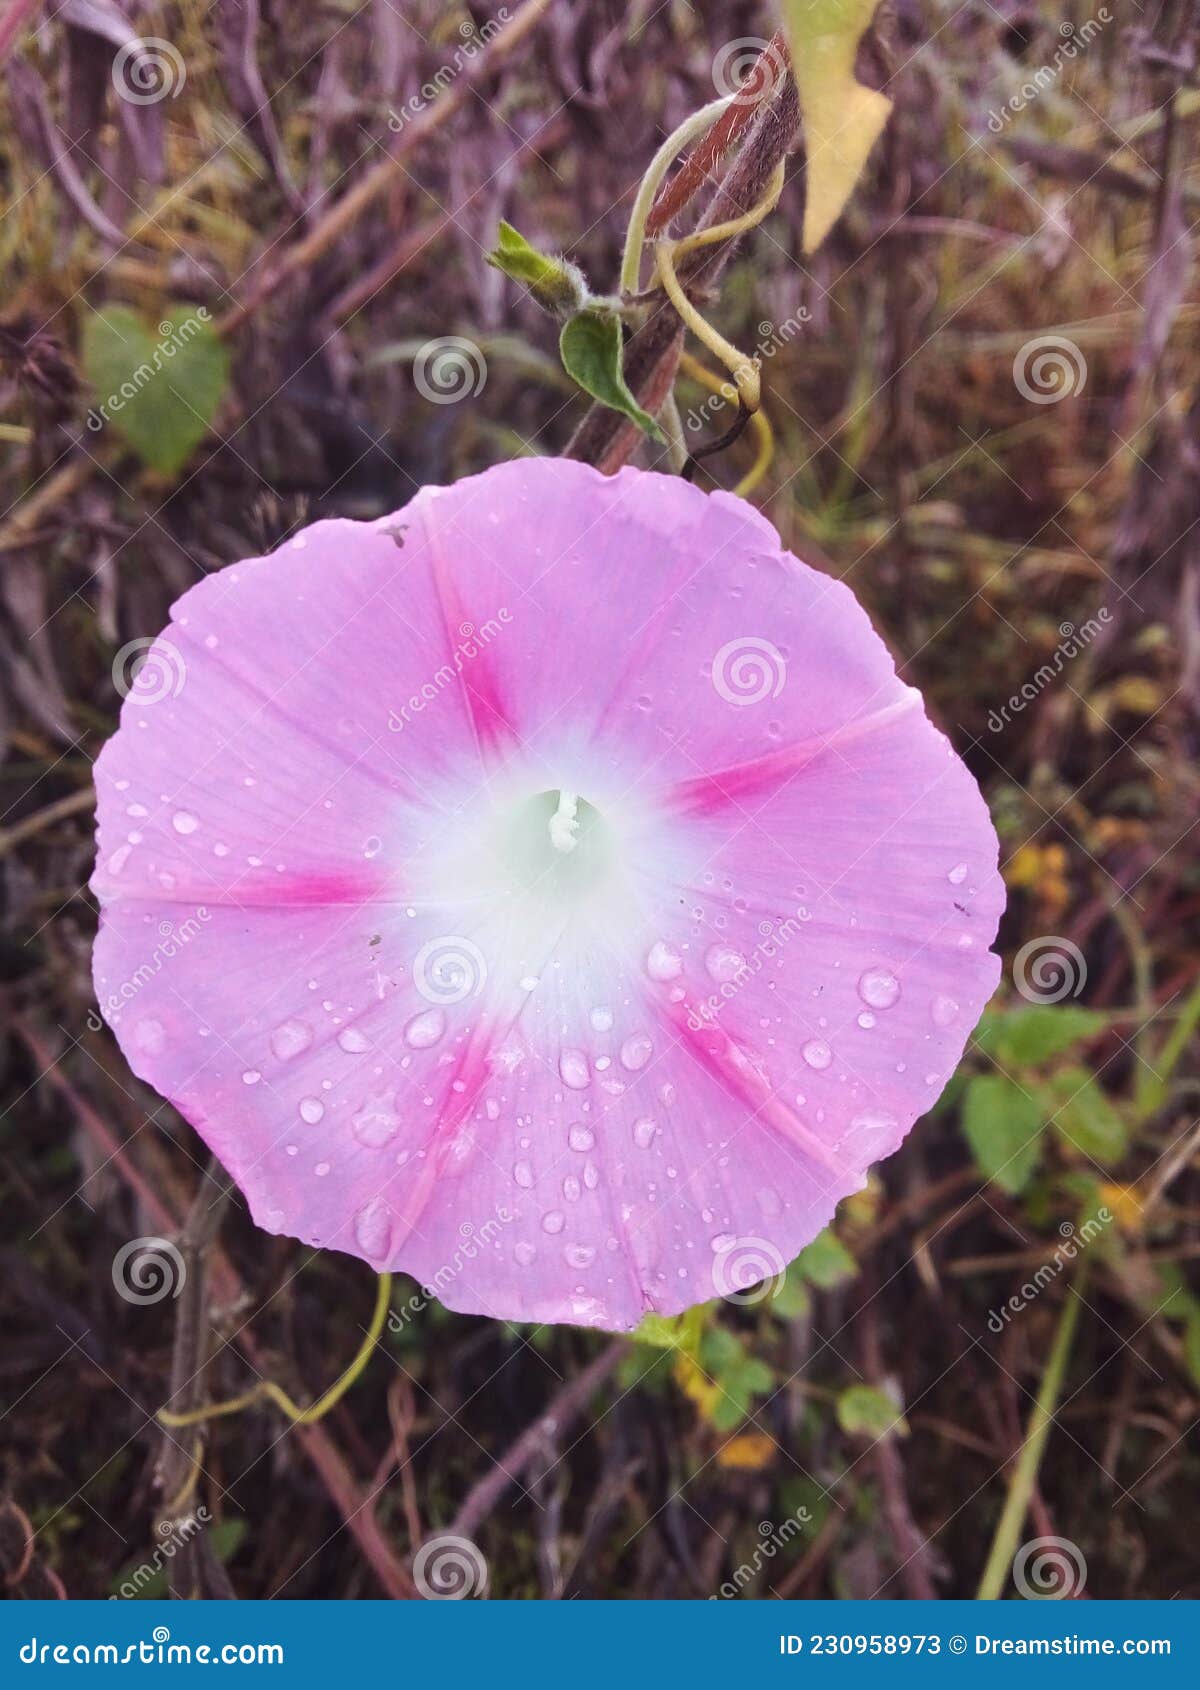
404,1007 -> 446,1049
171,810 -> 198,835
802,1037 -> 832,1070
271,1019 -> 312,1061
559,1049 -> 590,1090
705,943 -> 747,983
299,1096 -> 325,1124
242,1069 -> 261,1086
565,1244 -> 595,1268
337,1027 -> 370,1054
620,1033 -> 653,1071
858,967 -> 901,1010
931,994 -> 960,1028
351,1092 -> 398,1147
354,1196 -> 392,1260
513,1160 -> 534,1189
645,940 -> 683,982
632,1116 -> 657,1149
948,862 -> 968,885
514,1241 -> 536,1267
568,1124 -> 595,1152
541,1210 -> 565,1235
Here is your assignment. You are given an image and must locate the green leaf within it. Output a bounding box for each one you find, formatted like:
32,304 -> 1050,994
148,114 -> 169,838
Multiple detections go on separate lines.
1049,1066 -> 1129,1166
778,1 -> 893,253
559,308 -> 664,440
1184,1309 -> 1200,1393
794,1228 -> 858,1289
633,1304 -> 708,1352
486,220 -> 589,318
837,1383 -> 908,1440
962,1073 -> 1045,1194
82,304 -> 229,475
771,1262 -> 813,1320
975,1005 -> 1106,1068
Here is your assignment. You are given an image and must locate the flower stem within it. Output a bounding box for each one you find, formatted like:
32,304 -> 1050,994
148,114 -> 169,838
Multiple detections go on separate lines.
158,1271 -> 393,1429
619,97 -> 734,297
975,1272 -> 1085,1600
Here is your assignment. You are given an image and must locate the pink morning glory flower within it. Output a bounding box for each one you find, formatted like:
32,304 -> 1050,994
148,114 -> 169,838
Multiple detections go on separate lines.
91,458 -> 1003,1330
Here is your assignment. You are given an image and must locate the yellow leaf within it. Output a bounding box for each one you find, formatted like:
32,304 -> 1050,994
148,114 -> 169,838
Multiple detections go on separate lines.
1098,1181 -> 1143,1234
716,1432 -> 777,1471
779,0 -> 893,253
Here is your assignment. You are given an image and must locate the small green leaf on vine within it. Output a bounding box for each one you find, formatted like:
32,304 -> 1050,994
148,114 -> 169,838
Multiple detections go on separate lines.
559,308 -> 664,441
486,221 -> 589,318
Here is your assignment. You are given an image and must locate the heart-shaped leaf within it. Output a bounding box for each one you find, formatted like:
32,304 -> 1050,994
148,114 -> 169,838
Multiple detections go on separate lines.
559,308 -> 664,440
82,304 -> 230,476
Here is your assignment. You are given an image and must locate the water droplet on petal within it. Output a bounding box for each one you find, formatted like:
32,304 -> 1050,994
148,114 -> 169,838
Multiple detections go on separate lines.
802,1038 -> 832,1070
559,1049 -> 590,1090
620,1033 -> 653,1071
705,944 -> 746,983
632,1116 -> 657,1149
514,1241 -> 536,1267
352,1092 -> 398,1147
931,994 -> 959,1028
948,862 -> 968,885
565,1244 -> 595,1268
858,967 -> 901,1010
541,1210 -> 565,1235
568,1124 -> 595,1152
404,1007 -> 446,1049
354,1197 -> 393,1260
271,1019 -> 312,1060
513,1161 -> 534,1189
172,810 -> 198,835
337,1027 -> 370,1054
299,1096 -> 325,1124
242,1069 -> 261,1085
646,940 -> 683,982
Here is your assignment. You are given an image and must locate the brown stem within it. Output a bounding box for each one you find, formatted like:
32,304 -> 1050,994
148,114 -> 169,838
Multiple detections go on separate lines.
565,74 -> 800,473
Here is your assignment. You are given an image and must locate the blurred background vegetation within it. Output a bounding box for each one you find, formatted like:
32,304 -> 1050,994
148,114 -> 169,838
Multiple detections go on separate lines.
1,0 -> 1198,1599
